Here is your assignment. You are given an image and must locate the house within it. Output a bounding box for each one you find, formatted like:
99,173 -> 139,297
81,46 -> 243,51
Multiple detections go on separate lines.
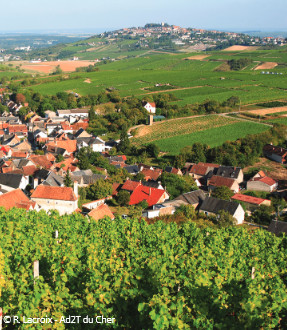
123,164 -> 140,175
188,162 -> 220,180
142,101 -> 156,114
45,139 -> 77,155
268,220 -> 287,236
231,193 -> 271,214
76,137 -> 105,152
2,134 -> 21,147
208,175 -> 240,193
0,173 -> 28,192
174,190 -> 206,209
88,204 -> 115,221
70,170 -> 106,187
247,171 -> 277,192
165,166 -> 183,176
263,144 -> 287,164
0,189 -> 38,211
140,168 -> 162,181
7,124 -> 28,137
199,196 -> 245,225
214,166 -> 244,184
57,109 -> 90,120
129,184 -> 169,207
74,128 -> 91,139
31,183 -> 78,215
30,155 -> 54,169
33,169 -> 64,188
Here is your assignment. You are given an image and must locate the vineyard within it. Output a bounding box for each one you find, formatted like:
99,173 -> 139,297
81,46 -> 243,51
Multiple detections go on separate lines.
14,47 -> 287,107
132,115 -> 269,154
0,208 -> 287,329
133,115 -> 239,144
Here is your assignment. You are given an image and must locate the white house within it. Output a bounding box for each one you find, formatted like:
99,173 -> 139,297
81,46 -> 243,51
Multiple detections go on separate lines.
31,183 -> 78,215
142,101 -> 156,114
199,196 -> 245,225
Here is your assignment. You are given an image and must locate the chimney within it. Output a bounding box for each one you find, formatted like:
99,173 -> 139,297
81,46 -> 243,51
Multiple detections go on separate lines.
73,180 -> 78,198
149,188 -> 152,196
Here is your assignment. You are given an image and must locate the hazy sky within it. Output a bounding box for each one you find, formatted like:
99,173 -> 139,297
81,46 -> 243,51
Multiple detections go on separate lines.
1,0 -> 286,33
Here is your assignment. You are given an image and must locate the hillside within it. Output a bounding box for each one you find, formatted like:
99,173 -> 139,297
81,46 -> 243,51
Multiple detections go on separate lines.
0,208 -> 287,328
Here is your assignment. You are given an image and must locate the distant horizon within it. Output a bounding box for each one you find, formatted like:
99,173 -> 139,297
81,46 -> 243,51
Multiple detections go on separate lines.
0,25 -> 286,36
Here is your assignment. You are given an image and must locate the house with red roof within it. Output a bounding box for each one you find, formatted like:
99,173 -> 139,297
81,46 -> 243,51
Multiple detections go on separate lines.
263,144 -> 287,164
7,124 -> 28,137
88,204 -> 115,221
141,168 -> 162,181
142,101 -> 156,114
188,162 -> 220,180
31,183 -> 79,215
0,189 -> 38,211
247,171 -> 277,192
129,184 -> 169,207
208,175 -> 240,193
232,193 -> 271,213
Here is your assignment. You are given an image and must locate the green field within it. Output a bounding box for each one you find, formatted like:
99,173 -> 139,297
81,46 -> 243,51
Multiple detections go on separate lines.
133,118 -> 269,154
267,117 -> 287,125
22,48 -> 287,106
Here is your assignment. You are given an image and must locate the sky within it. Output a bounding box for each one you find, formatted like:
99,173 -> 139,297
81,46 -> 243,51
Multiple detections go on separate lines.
1,0 -> 286,33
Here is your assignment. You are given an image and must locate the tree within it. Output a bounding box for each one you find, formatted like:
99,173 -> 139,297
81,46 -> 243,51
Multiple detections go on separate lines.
117,130 -> 130,153
117,190 -> 131,206
174,204 -> 196,220
160,173 -> 198,199
52,65 -> 63,75
86,179 -> 112,200
64,169 -> 73,188
250,205 -> 273,225
89,106 -> 97,121
15,93 -> 26,104
217,210 -> 236,227
146,143 -> 160,158
56,154 -> 65,163
212,186 -> 233,201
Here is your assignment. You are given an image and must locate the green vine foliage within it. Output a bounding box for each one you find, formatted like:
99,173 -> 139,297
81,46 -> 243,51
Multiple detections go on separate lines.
0,207 -> 287,329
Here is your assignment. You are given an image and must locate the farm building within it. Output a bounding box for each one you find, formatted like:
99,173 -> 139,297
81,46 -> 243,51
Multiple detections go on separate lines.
263,144 -> 287,164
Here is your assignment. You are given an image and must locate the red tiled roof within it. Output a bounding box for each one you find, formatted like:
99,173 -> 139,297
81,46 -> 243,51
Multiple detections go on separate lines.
263,144 -> 287,157
0,189 -> 31,210
112,182 -> 121,196
88,204 -> 115,221
31,185 -> 77,201
54,157 -> 78,172
232,193 -> 270,205
30,155 -> 53,169
2,167 -> 14,174
46,140 -> 77,153
122,180 -> 141,192
254,176 -> 277,186
190,164 -> 209,176
8,125 -> 28,133
209,175 -> 236,189
11,151 -> 28,158
141,168 -> 162,181
129,185 -> 167,207
71,122 -> 89,131
22,165 -> 37,176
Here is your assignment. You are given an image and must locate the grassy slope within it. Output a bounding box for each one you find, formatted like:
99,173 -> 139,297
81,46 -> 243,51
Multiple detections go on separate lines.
152,121 -> 269,154
25,48 -> 287,105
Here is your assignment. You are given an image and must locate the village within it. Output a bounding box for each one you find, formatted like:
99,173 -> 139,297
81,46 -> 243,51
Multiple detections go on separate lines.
0,95 -> 285,234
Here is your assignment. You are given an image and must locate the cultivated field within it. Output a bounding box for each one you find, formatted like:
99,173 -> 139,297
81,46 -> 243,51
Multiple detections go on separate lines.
184,55 -> 210,60
21,60 -> 95,73
132,115 -> 269,154
255,62 -> 278,70
12,47 -> 287,107
223,45 -> 258,51
247,106 -> 287,116
153,121 -> 269,154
